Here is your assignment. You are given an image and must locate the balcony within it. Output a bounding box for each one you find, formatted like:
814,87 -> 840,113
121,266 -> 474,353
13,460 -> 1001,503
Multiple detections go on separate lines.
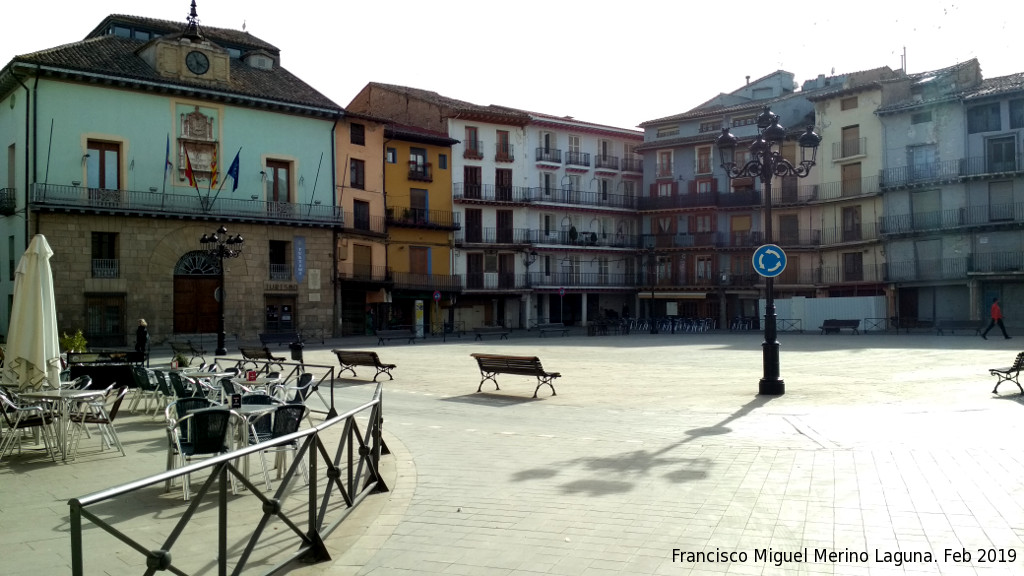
531,228 -> 642,249
31,184 -> 343,226
91,259 -> 119,279
637,189 -> 760,211
880,152 -> 1024,190
971,251 -> 1024,273
0,188 -> 16,216
775,228 -> 822,248
495,144 -> 514,163
269,263 -> 291,281
819,222 -> 880,245
391,272 -> 463,292
565,151 -> 591,169
463,141 -> 484,160
621,157 -> 643,173
816,263 -> 886,284
455,227 -> 532,246
884,258 -> 969,282
529,271 -> 637,289
408,162 -> 432,182
595,155 -> 619,171
879,202 -> 1024,236
530,187 -> 639,210
535,148 -> 562,164
832,137 -> 867,160
464,273 -> 530,291
452,183 -> 532,203
342,211 -> 386,235
655,162 -> 674,178
386,207 -> 461,230
337,263 -> 389,283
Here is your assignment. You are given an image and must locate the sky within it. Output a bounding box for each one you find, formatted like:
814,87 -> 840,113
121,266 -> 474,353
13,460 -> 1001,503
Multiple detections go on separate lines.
3,1 -> 1015,130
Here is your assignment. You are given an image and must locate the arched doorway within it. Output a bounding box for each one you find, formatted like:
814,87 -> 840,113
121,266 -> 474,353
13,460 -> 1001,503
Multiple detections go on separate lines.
173,250 -> 220,334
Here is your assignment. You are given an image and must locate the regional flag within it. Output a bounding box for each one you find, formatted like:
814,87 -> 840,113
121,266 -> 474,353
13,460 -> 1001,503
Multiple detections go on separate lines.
210,147 -> 219,189
226,150 -> 241,192
164,134 -> 173,178
184,147 -> 197,187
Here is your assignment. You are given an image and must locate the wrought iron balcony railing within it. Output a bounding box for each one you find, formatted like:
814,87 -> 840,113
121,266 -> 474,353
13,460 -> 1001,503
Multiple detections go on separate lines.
452,183 -> 532,203
0,187 -> 16,215
565,151 -> 591,168
495,144 -> 514,163
408,162 -> 432,182
535,148 -> 562,163
621,157 -> 643,173
91,259 -> 119,279
637,189 -> 761,211
815,263 -> 886,284
885,258 -> 969,282
390,272 -> 463,292
337,263 -> 389,283
529,271 -> 637,288
971,251 -> 1024,273
341,212 -> 387,234
463,272 -> 531,290
269,263 -> 291,281
880,152 -> 1024,189
455,227 -> 533,245
385,207 -> 461,229
595,155 -> 620,171
879,202 -> 1024,235
530,228 -> 642,249
832,137 -> 867,160
529,187 -> 639,210
31,184 -> 343,226
463,141 -> 484,160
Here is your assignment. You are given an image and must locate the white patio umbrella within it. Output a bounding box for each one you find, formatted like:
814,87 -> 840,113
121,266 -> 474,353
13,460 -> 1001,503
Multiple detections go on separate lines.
4,234 -> 62,390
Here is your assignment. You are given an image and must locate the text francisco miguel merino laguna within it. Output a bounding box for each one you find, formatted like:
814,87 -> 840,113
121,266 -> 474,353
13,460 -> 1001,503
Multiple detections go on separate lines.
673,547 -> 967,567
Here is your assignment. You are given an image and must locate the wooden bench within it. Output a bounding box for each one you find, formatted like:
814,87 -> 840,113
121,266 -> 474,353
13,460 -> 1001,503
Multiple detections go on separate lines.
470,353 -> 561,398
989,351 -> 1024,394
259,332 -> 301,347
238,346 -> 285,371
473,326 -> 510,341
935,319 -> 983,336
332,349 -> 396,381
170,341 -> 206,364
375,328 -> 416,345
537,322 -> 570,337
819,319 -> 860,335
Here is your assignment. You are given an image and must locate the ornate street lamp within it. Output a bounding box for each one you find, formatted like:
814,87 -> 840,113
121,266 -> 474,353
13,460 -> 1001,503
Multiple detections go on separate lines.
646,239 -> 658,334
200,225 -> 244,355
715,106 -> 821,395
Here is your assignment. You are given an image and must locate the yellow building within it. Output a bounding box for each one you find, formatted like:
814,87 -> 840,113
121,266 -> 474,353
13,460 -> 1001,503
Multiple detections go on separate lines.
383,124 -> 462,335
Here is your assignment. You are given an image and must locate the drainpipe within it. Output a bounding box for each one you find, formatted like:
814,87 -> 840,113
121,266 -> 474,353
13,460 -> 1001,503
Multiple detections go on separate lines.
330,116 -> 340,337
11,65 -> 33,242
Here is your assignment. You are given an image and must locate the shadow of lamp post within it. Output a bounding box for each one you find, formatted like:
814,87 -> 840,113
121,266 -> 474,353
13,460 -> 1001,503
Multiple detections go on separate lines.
200,225 -> 245,356
715,106 -> 821,395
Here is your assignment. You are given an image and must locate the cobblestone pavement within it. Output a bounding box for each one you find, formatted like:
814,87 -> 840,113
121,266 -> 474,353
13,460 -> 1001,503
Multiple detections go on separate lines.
4,331 -> 1024,575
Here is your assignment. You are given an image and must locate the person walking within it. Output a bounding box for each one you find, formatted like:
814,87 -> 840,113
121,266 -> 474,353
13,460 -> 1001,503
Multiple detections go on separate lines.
982,297 -> 1011,340
135,318 -> 150,359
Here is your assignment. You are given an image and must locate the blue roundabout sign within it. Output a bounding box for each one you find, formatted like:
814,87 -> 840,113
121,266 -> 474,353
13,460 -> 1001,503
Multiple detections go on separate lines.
752,244 -> 787,278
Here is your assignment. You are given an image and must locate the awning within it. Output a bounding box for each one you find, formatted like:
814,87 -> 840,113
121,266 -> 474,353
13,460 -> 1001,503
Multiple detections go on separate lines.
639,292 -> 707,299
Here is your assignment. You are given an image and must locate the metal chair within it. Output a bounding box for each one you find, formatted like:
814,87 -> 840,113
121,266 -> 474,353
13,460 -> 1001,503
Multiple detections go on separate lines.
248,404 -> 308,490
68,385 -> 129,459
0,389 -> 56,462
165,408 -> 234,500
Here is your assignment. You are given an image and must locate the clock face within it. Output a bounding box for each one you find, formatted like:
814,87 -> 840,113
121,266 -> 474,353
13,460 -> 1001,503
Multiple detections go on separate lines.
186,51 -> 209,75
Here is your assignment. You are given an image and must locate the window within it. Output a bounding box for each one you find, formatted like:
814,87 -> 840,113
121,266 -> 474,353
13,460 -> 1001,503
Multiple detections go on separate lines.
657,150 -> 673,177
698,120 -> 721,133
568,135 -> 581,155
87,140 -> 120,190
842,206 -> 862,241
465,208 -> 482,242
409,147 -> 429,181
989,181 -> 1014,221
908,145 -> 937,180
911,111 -> 932,124
353,200 -> 370,231
840,125 -> 861,157
269,240 -> 290,280
91,232 -> 119,278
695,256 -> 712,280
732,114 -> 756,127
842,252 -> 863,281
840,96 -> 858,111
693,214 -> 712,233
657,182 -> 673,197
987,136 -> 1016,173
911,189 -> 941,230
496,130 -> 512,161
410,188 -> 428,222
696,179 -> 713,194
967,103 -> 1001,133
266,159 -> 290,203
386,147 -> 397,163
495,169 -> 512,201
1011,99 -> 1024,129
696,146 -> 712,174
350,158 -> 365,189
621,180 -> 635,198
464,166 -> 482,199
496,210 -> 513,243
464,126 -> 482,159
778,214 -> 799,245
542,171 -> 554,195
85,294 -> 126,348
350,123 -> 365,145
438,154 -> 447,170
841,163 -> 862,196
409,246 -> 430,276
656,126 -> 679,137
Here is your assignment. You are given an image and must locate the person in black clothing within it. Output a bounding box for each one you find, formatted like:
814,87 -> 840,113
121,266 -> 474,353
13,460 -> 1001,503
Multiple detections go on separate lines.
135,318 -> 149,354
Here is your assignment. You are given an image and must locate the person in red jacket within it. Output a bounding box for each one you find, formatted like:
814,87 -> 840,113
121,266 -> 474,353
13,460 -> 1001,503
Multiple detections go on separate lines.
982,297 -> 1011,340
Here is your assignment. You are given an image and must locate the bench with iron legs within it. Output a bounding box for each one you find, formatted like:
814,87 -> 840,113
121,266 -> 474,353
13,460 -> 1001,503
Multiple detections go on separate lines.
375,329 -> 416,345
470,353 -> 561,398
473,326 -> 510,341
990,351 -> 1024,394
238,347 -> 285,371
537,322 -> 570,337
819,319 -> 860,335
935,320 -> 983,336
170,341 -> 206,364
332,349 -> 396,381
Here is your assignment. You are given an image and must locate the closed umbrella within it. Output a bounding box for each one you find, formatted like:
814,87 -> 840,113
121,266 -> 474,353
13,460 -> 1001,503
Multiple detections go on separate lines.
4,235 -> 61,390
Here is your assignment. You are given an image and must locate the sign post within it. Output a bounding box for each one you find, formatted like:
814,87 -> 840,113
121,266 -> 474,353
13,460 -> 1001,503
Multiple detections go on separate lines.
558,287 -> 565,323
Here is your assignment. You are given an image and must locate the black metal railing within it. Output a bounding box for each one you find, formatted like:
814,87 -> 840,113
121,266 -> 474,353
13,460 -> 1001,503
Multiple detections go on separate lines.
391,272 -> 463,291
880,152 -> 1024,189
832,137 -> 867,160
91,259 -> 119,278
655,162 -> 673,177
971,251 -> 1024,273
566,151 -> 591,167
408,162 -> 432,182
386,207 -> 461,229
452,183 -> 532,203
455,227 -> 533,245
879,202 -> 1024,235
885,258 -> 969,282
621,157 -> 643,172
815,263 -> 886,284
637,189 -> 761,210
495,144 -> 514,162
463,141 -> 484,160
464,272 -> 531,290
529,271 -> 636,288
69,374 -> 385,576
337,263 -> 389,282
529,187 -> 639,209
595,155 -> 620,170
32,183 -> 342,226
775,228 -> 823,248
269,263 -> 291,281
535,148 -> 562,163
342,212 -> 386,234
818,222 -> 880,245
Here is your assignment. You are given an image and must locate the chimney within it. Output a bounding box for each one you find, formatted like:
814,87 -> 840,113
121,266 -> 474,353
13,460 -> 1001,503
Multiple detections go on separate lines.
745,75 -> 750,85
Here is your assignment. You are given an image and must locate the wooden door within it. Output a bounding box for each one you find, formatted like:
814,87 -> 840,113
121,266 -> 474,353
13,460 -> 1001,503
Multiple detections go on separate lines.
173,277 -> 219,333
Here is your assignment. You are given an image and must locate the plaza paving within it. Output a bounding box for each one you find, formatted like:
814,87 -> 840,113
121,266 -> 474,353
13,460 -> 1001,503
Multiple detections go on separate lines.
3,330 -> 1024,575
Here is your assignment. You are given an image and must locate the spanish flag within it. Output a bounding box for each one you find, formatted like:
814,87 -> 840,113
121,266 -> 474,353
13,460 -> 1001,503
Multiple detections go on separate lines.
184,147 -> 197,188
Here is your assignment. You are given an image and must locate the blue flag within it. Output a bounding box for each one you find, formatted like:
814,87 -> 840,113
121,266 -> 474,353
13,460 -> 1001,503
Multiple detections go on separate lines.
226,150 -> 240,192
164,134 -> 172,178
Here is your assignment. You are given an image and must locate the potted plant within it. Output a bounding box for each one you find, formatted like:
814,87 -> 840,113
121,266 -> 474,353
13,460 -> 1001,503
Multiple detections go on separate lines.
59,329 -> 88,353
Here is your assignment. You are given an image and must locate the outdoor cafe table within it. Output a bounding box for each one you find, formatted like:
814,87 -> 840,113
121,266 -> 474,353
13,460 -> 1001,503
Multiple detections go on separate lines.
231,376 -> 282,395
20,388 -> 104,461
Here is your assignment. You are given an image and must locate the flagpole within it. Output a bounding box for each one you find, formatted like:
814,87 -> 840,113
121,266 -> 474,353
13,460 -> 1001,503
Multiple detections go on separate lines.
209,147 -> 241,208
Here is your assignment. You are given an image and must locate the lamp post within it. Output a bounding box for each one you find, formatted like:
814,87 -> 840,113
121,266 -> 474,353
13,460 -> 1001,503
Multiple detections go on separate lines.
718,269 -> 730,332
200,225 -> 244,356
647,239 -> 658,334
715,106 -> 821,395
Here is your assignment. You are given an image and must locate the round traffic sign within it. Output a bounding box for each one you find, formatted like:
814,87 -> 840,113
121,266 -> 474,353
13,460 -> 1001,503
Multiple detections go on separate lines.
558,287 -> 566,297
433,290 -> 441,302
752,244 -> 787,278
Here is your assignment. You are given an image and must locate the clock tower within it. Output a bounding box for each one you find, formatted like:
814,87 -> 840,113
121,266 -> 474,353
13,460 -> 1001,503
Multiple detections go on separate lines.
137,0 -> 230,84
